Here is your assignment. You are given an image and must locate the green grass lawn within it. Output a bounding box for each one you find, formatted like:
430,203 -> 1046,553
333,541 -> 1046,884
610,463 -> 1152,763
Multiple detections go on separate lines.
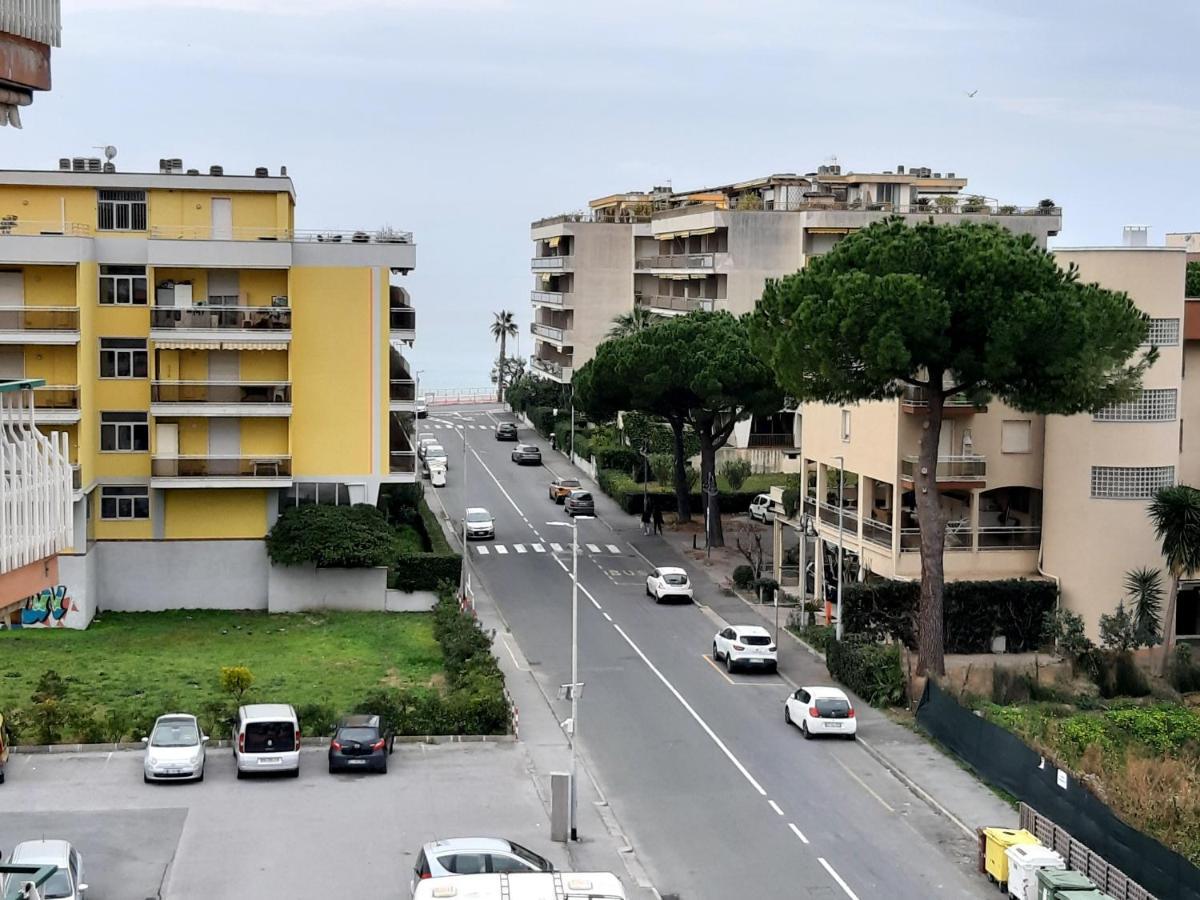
392,522 -> 427,555
0,609 -> 443,740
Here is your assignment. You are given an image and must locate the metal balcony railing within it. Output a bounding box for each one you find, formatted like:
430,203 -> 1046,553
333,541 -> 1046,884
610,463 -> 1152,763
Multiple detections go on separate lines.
634,253 -> 715,270
150,381 -> 291,404
531,290 -> 566,306
818,501 -> 858,532
802,496 -> 816,519
531,256 -> 572,271
746,432 -> 794,448
150,306 -> 291,331
861,517 -> 893,548
390,307 -> 416,331
389,451 -> 417,474
0,306 -> 80,331
901,386 -> 982,410
147,226 -> 413,243
151,455 -> 292,478
636,294 -> 715,313
531,322 -> 567,342
390,379 -> 416,402
978,526 -> 1041,550
33,384 -> 79,409
531,357 -> 572,380
900,454 -> 987,480
0,219 -> 89,236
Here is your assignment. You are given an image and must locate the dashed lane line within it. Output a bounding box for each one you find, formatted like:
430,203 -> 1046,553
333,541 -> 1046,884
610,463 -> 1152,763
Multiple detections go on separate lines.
818,858 -> 861,900
789,823 -> 809,844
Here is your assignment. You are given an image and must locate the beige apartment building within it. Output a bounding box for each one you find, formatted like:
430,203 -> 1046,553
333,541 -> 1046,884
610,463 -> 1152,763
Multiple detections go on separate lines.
773,244 -> 1198,642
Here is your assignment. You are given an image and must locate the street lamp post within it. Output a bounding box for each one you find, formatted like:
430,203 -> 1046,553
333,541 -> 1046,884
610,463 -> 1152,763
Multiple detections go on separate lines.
459,424 -> 470,599
547,513 -> 593,842
834,454 -> 845,641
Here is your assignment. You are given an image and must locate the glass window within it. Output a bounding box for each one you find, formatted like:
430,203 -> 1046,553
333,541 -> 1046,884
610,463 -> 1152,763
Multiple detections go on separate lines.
243,721 -> 295,753
100,485 -> 150,520
99,265 -> 148,305
490,855 -> 538,874
98,189 -> 147,231
1094,388 -> 1178,422
815,697 -> 850,716
1144,318 -> 1180,347
100,412 -> 148,452
445,854 -> 488,876
742,635 -> 772,646
840,409 -> 851,441
99,337 -> 148,378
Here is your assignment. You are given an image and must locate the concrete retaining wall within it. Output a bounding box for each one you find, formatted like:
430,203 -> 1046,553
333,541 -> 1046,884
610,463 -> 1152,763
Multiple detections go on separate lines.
99,540 -> 269,611
385,588 -> 438,612
267,563 -> 388,613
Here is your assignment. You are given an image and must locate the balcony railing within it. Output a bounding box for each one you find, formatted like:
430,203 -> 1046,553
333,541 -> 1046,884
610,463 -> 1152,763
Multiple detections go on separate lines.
390,379 -> 416,402
33,384 -> 79,410
531,256 -> 572,271
651,199 -> 1062,217
389,451 -> 417,474
390,307 -> 416,331
0,219 -> 90,237
747,432 -> 795,448
899,522 -> 983,551
978,526 -> 1042,550
150,306 -> 291,331
531,322 -> 567,342
861,517 -> 893,548
0,306 -> 80,331
802,496 -> 817,519
531,356 -> 572,381
531,290 -> 566,307
0,0 -> 62,46
636,294 -> 715,314
148,225 -> 413,243
150,381 -> 291,404
900,454 -> 987,481
901,386 -> 983,411
151,455 -> 292,479
634,253 -> 715,270
818,502 -> 858,533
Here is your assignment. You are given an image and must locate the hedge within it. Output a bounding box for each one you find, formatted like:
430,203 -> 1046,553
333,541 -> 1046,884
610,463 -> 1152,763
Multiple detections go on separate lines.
622,411 -> 700,458
267,504 -> 394,568
594,446 -> 642,475
826,635 -> 905,707
596,469 -> 764,515
842,578 -> 1057,654
389,497 -> 462,591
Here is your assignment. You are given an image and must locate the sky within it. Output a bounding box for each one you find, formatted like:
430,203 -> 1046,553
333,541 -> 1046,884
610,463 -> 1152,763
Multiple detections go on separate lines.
5,0 -> 1199,390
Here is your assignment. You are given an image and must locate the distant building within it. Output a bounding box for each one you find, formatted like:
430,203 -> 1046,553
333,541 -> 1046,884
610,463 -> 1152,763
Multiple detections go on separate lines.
0,0 -> 62,127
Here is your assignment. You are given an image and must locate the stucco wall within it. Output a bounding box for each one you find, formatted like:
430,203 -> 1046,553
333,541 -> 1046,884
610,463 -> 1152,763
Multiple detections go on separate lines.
99,540 -> 269,611
267,563 -> 387,613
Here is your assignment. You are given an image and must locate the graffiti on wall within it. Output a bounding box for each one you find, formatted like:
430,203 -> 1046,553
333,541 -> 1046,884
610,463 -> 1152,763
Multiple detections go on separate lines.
20,585 -> 79,627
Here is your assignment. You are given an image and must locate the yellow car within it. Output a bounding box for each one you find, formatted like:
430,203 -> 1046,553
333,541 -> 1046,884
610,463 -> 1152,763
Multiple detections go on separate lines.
548,476 -> 582,504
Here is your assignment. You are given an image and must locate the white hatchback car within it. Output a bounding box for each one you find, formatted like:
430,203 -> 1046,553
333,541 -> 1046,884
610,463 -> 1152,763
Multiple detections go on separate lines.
645,567 -> 693,604
5,840 -> 87,899
785,685 -> 857,739
712,625 -> 777,672
143,712 -> 208,782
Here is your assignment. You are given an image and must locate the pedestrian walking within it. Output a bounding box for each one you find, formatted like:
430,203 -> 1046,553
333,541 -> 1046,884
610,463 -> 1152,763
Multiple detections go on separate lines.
641,504 -> 652,535
652,503 -> 664,535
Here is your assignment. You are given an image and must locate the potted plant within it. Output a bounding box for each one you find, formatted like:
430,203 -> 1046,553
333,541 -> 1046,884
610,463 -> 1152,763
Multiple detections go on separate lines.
935,195 -> 957,213
1037,198 -> 1057,214
997,205 -> 1017,215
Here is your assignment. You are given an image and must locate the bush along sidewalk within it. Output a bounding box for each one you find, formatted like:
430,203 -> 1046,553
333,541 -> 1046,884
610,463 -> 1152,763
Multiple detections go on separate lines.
389,496 -> 463,592
825,635 -> 906,708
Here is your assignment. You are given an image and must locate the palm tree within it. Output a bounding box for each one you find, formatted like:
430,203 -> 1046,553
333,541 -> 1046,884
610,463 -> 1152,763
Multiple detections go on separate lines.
608,306 -> 663,339
1147,485 -> 1200,674
490,310 -> 518,401
1123,566 -> 1164,648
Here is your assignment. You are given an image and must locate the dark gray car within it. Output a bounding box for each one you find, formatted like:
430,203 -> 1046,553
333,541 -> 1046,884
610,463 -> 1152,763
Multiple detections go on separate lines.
495,423 -> 519,441
564,490 -> 595,517
328,714 -> 394,774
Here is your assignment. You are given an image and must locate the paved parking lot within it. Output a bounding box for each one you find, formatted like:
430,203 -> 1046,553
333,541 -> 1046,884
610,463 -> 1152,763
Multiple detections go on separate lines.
0,743 -> 564,899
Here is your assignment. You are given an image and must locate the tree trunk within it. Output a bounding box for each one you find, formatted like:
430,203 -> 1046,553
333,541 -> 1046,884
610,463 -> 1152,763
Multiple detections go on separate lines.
699,427 -> 724,548
1160,574 -> 1179,677
668,416 -> 691,524
914,389 -> 947,677
496,333 -> 507,402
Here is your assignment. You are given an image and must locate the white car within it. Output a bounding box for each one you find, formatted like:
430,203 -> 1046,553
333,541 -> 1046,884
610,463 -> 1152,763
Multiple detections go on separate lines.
785,685 -> 857,739
143,712 -> 208,782
5,840 -> 88,898
464,507 -> 495,540
429,463 -> 447,487
645,567 -> 693,604
416,397 -> 428,419
423,445 -> 448,475
712,625 -> 777,673
417,436 -> 440,458
748,494 -> 775,523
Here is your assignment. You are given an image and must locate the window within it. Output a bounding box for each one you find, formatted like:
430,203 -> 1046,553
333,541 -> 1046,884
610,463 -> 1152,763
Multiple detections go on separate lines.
99,337 -> 147,378
1094,388 -> 1178,422
99,265 -> 148,305
281,482 -> 350,507
1090,466 -> 1175,500
1001,419 -> 1032,453
98,189 -> 147,231
874,183 -> 897,205
1144,318 -> 1180,346
100,412 -> 148,452
100,485 -> 149,520
840,409 -> 851,441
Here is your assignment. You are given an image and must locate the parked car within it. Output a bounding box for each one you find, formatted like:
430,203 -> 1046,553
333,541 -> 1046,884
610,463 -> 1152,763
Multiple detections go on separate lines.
511,444 -> 542,465
232,703 -> 300,778
416,397 -> 428,419
645,567 -> 693,604
748,494 -> 775,523
4,840 -> 87,899
464,507 -> 495,540
423,445 -> 448,476
712,625 -> 777,673
143,713 -> 208,783
0,710 -> 9,784
328,714 -> 394,774
785,685 -> 857,740
548,476 -> 581,504
411,837 -> 554,893
564,490 -> 595,517
429,462 -> 447,487
417,436 -> 440,458
495,423 -> 519,441
412,873 -> 626,900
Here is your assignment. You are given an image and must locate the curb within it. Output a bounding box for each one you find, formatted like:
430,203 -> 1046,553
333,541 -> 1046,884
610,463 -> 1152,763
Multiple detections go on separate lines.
13,734 -> 516,754
854,733 -> 975,838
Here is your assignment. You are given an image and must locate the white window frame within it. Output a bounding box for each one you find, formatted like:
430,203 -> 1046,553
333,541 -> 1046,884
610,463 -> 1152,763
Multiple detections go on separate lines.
100,412 -> 149,453
1089,465 -> 1175,500
98,189 -> 147,232
99,265 -> 148,306
840,409 -> 851,442
1094,388 -> 1178,422
99,337 -> 148,379
99,485 -> 150,520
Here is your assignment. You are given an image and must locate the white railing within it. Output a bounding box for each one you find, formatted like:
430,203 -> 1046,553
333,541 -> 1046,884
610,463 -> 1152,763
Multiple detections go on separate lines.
636,294 -> 715,313
1,384 -> 73,574
901,454 -> 987,480
634,253 -> 715,270
531,290 -> 566,306
531,322 -> 567,342
531,256 -> 571,271
147,225 -> 412,243
424,388 -> 499,406
0,218 -> 90,237
0,0 -> 61,46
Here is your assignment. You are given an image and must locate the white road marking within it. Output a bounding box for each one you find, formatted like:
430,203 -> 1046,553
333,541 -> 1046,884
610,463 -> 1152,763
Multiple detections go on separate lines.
818,858 -> 860,900
532,543 -> 545,553
602,612 -> 613,622
789,823 -> 809,844
586,543 -> 601,553
611,623 -> 766,796
550,542 -> 564,552
514,544 -> 527,554
768,800 -> 784,816
476,546 -> 490,555
466,443 -> 526,518
606,544 -> 621,553
495,545 -> 509,555
501,635 -> 527,671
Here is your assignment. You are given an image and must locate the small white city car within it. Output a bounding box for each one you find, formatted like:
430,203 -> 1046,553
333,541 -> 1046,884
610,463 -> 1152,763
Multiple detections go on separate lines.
464,507 -> 495,540
429,462 -> 447,487
712,625 -> 777,672
143,712 -> 208,782
5,840 -> 88,899
785,685 -> 857,740
644,567 -> 694,604
233,703 -> 301,778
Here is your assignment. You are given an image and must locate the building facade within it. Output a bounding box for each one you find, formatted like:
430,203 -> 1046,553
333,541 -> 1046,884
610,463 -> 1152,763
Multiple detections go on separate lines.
0,160 -> 417,618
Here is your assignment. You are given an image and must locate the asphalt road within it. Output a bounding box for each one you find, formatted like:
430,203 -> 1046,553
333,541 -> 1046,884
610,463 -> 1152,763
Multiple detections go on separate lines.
422,405 -> 994,900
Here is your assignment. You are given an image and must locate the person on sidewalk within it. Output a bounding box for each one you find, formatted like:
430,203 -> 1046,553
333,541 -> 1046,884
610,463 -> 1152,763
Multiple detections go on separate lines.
652,502 -> 664,535
641,504 -> 652,535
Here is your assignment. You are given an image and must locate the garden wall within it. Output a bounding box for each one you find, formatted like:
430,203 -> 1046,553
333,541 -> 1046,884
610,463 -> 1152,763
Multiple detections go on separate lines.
267,563 -> 388,613
99,540 -> 269,611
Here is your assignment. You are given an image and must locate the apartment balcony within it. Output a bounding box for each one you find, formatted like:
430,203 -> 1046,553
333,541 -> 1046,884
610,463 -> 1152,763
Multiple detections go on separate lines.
817,501 -> 858,534
390,306 -> 416,341
146,226 -> 415,271
0,306 -> 80,344
802,496 -> 816,520
634,253 -> 718,273
530,356 -> 573,383
390,378 -> 417,412
390,451 -> 417,475
70,464 -> 81,492
0,221 -> 94,266
900,454 -> 987,486
861,517 -> 893,549
901,386 -> 986,417
531,256 -> 573,272
531,290 -> 567,308
31,384 -> 80,424
150,454 -> 292,488
149,381 -> 292,417
635,293 -> 715,315
531,322 -> 571,346
746,432 -> 795,448
149,306 -> 291,349
899,525 -> 1041,552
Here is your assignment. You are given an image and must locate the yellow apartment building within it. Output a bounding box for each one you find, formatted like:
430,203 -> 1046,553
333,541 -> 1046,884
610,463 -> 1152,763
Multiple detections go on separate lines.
0,158 -> 418,616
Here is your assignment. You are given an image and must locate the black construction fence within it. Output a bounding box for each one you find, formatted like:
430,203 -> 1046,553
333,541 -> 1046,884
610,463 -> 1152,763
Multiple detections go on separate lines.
916,680 -> 1200,900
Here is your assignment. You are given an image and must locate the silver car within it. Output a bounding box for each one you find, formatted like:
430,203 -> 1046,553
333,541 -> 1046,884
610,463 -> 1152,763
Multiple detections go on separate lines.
143,713 -> 208,782
5,840 -> 88,899
411,837 -> 553,894
464,507 -> 495,540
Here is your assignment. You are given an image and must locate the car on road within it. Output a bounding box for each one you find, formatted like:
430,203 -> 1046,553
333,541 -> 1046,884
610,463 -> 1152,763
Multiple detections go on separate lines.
495,422 -> 519,441
510,443 -> 542,465
464,507 -> 495,540
712,625 -> 777,672
417,436 -> 440,457
785,685 -> 857,739
233,703 -> 300,778
645,567 -> 693,604
328,714 -> 394,774
416,397 -> 428,419
548,476 -> 581,504
4,840 -> 88,899
143,713 -> 208,783
423,444 -> 448,476
748,493 -> 775,523
0,710 -> 9,783
564,490 -> 595,517
411,837 -> 554,893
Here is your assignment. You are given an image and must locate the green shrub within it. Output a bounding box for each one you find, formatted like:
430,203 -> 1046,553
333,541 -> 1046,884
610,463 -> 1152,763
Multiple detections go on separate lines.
826,635 -> 905,707
594,469 -> 774,516
721,459 -> 751,492
781,486 -> 798,518
1055,714 -> 1115,757
1170,643 -> 1200,693
267,504 -> 394,568
622,411 -> 699,457
219,665 -> 254,702
799,623 -> 834,654
1104,704 -> 1200,755
732,565 -> 755,589
389,553 -> 462,591
296,702 -> 339,737
29,698 -> 66,745
594,446 -> 641,475
1109,653 -> 1151,699
418,498 -> 455,555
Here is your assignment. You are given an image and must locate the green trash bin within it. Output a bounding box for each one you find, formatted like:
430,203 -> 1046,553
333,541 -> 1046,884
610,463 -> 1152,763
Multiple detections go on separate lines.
1056,892 -> 1114,900
1035,868 -> 1096,900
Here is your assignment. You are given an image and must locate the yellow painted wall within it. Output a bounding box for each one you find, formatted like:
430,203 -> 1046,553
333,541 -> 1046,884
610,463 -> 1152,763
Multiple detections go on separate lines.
290,267 -> 372,475
164,489 -> 268,539
231,193 -> 280,231
170,418 -> 209,455
23,344 -> 76,385
0,186 -> 97,230
239,349 -> 288,381
240,417 -> 289,455
76,261 -> 100,481
18,265 -> 76,307
93,516 -> 153,540
238,269 -> 288,306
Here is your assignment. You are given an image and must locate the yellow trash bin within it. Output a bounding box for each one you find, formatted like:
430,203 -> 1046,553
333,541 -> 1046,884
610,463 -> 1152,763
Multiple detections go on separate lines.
983,827 -> 1040,887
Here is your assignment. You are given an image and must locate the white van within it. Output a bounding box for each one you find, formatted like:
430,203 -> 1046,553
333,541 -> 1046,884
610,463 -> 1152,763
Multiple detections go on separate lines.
412,872 -> 625,900
748,493 -> 776,523
232,703 -> 300,778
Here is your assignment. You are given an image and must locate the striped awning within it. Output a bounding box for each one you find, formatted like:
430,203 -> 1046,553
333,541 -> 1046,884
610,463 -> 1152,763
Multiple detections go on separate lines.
223,341 -> 287,351
153,340 -> 218,350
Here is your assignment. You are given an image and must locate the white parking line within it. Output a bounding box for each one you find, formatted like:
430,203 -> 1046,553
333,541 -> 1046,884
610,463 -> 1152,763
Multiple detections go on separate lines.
768,800 -> 783,816
789,823 -> 809,844
476,546 -> 489,555
532,543 -> 545,553
606,544 -> 621,553
586,543 -> 601,553
550,542 -> 564,552
514,544 -> 527,554
818,858 -> 860,900
495,545 -> 508,555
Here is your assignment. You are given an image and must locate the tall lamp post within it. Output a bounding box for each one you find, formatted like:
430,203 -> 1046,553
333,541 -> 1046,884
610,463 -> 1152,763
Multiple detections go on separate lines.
458,424 -> 470,599
833,454 -> 845,640
546,513 -> 593,841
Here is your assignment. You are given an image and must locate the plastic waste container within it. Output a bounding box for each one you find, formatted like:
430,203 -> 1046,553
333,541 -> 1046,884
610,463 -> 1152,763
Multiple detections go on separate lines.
984,827 -> 1040,888
1035,868 -> 1096,900
1054,892 -> 1114,900
1006,844 -> 1065,900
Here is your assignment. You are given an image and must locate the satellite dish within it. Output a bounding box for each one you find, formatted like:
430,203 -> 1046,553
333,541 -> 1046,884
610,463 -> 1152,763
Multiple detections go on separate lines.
104,145 -> 117,161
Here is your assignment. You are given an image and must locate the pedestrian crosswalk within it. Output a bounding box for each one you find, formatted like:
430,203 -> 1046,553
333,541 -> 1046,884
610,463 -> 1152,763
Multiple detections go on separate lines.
473,541 -> 627,558
423,422 -> 499,431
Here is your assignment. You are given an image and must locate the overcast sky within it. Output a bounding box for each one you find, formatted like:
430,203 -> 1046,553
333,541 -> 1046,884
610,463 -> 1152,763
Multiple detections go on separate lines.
6,0 -> 1199,389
